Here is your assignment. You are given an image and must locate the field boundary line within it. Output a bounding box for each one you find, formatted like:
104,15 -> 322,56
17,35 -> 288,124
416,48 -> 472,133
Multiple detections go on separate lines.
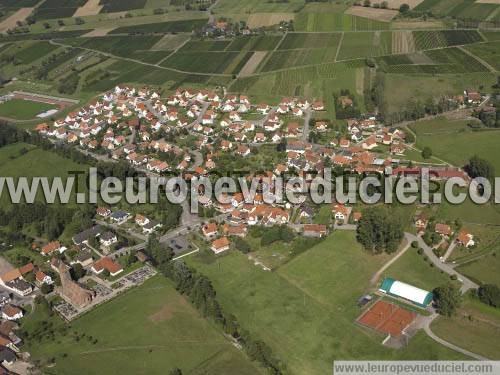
456,45 -> 497,73
334,32 -> 344,62
48,40 -> 232,78
273,32 -> 287,51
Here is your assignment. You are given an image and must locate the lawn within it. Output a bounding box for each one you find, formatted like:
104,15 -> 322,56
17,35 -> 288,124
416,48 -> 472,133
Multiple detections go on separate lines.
383,73 -> 497,114
431,296 -> 500,359
411,117 -> 500,173
384,246 -> 452,291
0,99 -> 56,120
186,231 -> 467,374
0,143 -> 88,206
456,250 -> 500,286
24,275 -> 262,375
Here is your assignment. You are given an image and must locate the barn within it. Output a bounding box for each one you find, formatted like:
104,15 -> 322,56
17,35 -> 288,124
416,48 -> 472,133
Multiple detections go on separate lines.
379,278 -> 433,308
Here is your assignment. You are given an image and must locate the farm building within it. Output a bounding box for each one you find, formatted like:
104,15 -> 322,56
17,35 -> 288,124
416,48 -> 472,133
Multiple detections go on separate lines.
379,278 -> 433,308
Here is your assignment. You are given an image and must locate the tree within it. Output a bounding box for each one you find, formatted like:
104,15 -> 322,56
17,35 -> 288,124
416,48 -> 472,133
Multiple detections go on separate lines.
70,263 -> 85,281
433,284 -> 461,316
169,368 -> 182,375
234,238 -> 251,253
421,146 -> 432,159
399,3 -> 410,12
465,155 -> 494,179
363,0 -> 371,6
477,284 -> 500,308
380,1 -> 388,8
40,283 -> 53,294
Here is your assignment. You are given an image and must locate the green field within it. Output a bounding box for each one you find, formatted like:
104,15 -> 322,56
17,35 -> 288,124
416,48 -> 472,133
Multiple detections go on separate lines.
432,296 -> 500,359
186,231 -> 467,374
109,19 -> 208,34
457,251 -> 500,286
337,31 -> 392,60
10,41 -> 60,65
226,35 -> 283,51
411,117 -> 500,172
415,0 -> 500,21
0,99 -> 56,120
213,0 -> 303,13
465,41 -> 500,71
33,0 -> 86,20
412,30 -> 484,50
384,247 -> 452,291
25,275 -> 262,375
383,73 -> 497,114
0,143 -> 88,206
295,12 -> 390,32
161,51 -> 243,74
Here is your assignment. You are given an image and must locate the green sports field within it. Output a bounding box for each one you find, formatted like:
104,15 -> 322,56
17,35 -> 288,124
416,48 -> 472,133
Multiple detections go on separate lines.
0,99 -> 56,120
24,275 -> 262,375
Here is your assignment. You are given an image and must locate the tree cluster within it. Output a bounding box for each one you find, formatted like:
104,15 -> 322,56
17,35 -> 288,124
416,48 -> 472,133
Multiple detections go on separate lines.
356,207 -> 404,253
477,284 -> 500,308
433,284 -> 461,316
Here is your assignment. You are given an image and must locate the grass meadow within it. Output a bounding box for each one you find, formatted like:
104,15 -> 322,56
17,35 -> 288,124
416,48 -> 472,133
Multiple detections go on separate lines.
24,275 -> 262,375
431,296 -> 500,359
186,231 -> 468,374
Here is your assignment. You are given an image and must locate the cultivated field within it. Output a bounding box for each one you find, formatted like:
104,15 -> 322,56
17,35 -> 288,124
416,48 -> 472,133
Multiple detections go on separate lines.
392,30 -> 416,54
73,0 -> 103,17
345,6 -> 398,22
247,12 -> 294,28
383,0 -> 425,8
25,275 -> 261,375
465,41 -> 500,71
295,12 -> 390,31
0,7 -> 33,32
337,31 -> 392,60
238,51 -> 267,76
213,0 -> 304,14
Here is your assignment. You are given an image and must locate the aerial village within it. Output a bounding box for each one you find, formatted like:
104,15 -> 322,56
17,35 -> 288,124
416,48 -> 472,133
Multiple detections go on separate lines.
0,83 -> 490,370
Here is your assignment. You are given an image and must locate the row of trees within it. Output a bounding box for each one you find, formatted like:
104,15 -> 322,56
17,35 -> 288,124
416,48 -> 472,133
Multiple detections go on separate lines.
145,236 -> 285,374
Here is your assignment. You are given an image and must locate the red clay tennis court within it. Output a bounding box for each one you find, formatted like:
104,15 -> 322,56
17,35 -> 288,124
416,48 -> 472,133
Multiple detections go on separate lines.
357,300 -> 417,337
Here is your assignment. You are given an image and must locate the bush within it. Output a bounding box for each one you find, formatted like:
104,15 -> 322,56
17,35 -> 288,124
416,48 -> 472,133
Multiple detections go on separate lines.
411,241 -> 419,248
477,284 -> 500,308
234,238 -> 251,253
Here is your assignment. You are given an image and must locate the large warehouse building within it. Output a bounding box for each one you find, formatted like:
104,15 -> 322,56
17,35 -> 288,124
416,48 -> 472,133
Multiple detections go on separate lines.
379,278 -> 433,308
